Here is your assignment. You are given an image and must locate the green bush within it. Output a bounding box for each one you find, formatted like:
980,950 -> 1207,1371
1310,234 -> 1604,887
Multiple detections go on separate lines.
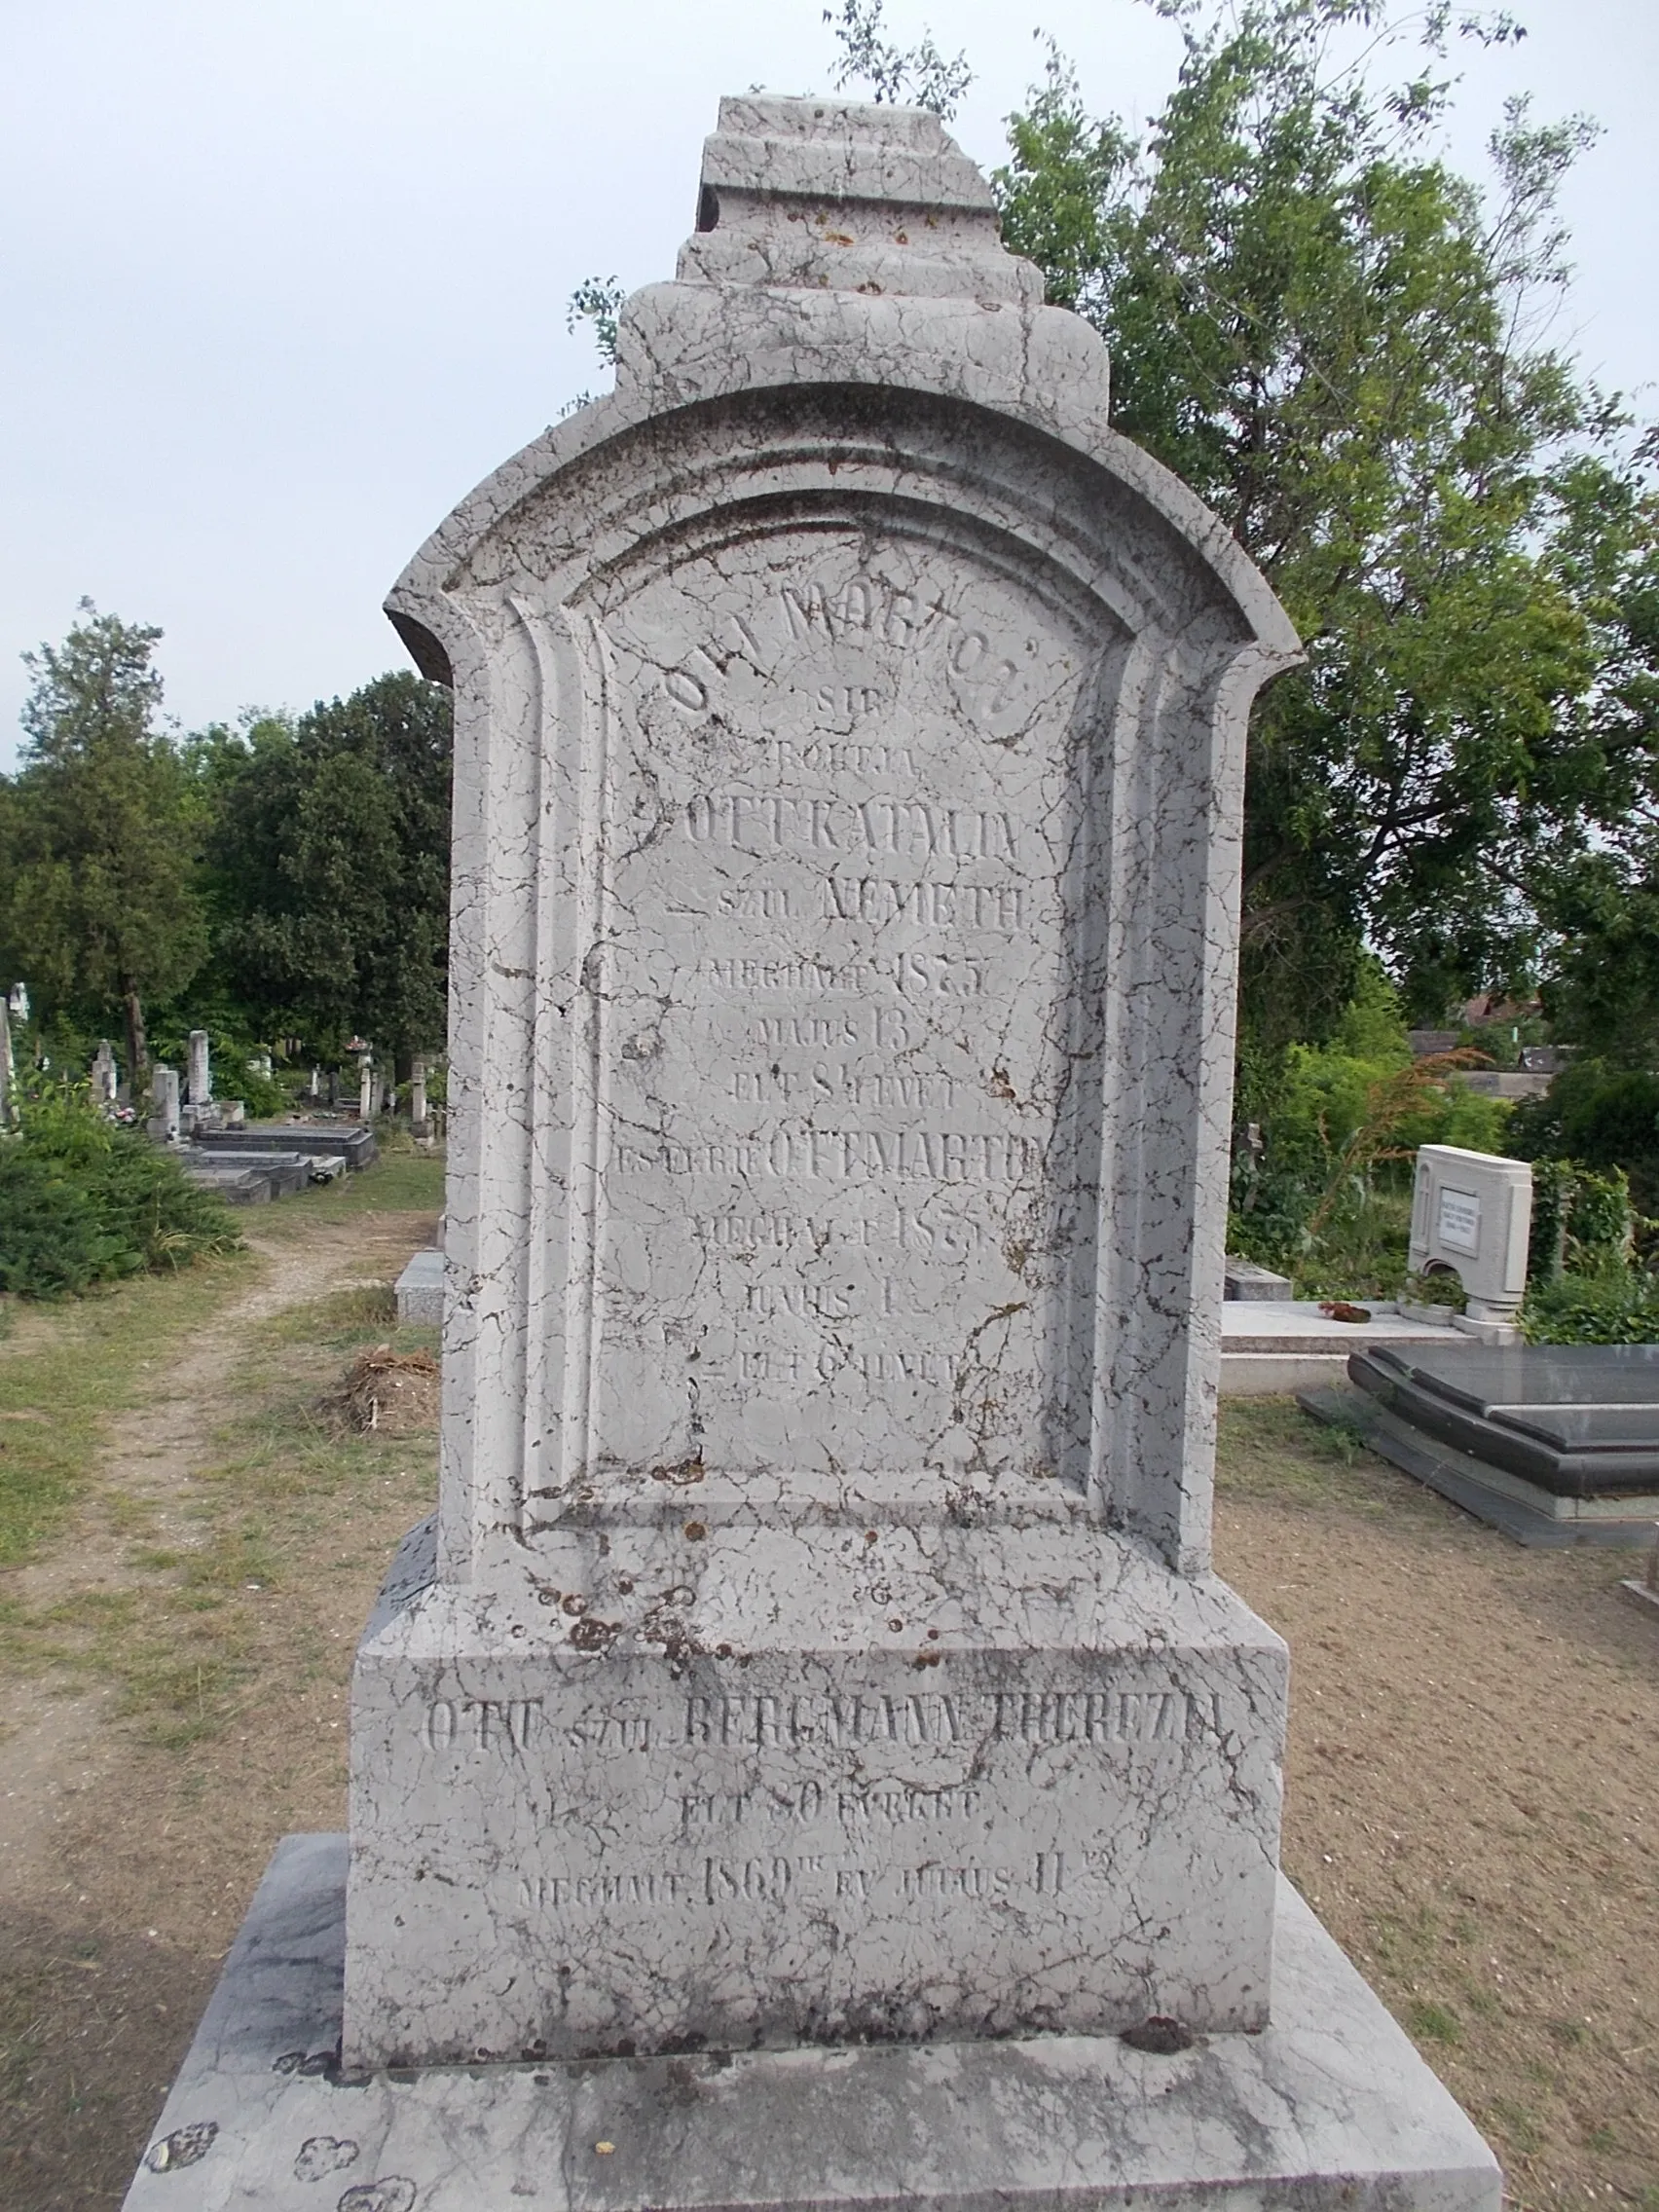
1522,1269 -> 1659,1345
0,1150 -> 127,1297
1509,1061 -> 1659,1209
1230,961 -> 1510,1296
213,1051 -> 285,1122
1528,1159 -> 1637,1282
0,1083 -> 238,1299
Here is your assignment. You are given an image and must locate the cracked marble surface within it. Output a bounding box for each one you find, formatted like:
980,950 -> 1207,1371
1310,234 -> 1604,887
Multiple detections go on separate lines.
349,92 -> 1304,2075
345,1516 -> 1286,2065
125,1834 -> 1500,2212
129,95 -> 1502,2199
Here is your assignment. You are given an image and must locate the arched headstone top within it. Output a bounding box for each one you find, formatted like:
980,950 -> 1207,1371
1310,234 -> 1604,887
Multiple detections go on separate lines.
387,97 -> 1297,693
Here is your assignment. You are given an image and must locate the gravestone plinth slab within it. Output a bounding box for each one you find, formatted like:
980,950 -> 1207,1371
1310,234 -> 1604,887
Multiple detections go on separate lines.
122,1834 -> 1498,2212
394,1248 -> 446,1325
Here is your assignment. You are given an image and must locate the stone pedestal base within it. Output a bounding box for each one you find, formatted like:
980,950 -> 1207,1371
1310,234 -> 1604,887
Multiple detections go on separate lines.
346,1519 -> 1288,2065
124,1833 -> 1499,2212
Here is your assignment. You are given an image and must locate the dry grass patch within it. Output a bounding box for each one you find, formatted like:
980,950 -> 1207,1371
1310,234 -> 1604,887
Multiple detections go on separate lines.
1217,1398 -> 1659,2210
0,1182 -> 441,2208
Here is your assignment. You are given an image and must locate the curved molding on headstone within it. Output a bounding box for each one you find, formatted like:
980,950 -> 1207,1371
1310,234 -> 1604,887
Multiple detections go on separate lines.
400,377 -> 1298,1583
387,292 -> 1298,689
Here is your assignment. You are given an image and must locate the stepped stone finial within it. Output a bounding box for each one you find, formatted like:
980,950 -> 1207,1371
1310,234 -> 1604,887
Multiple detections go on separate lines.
677,94 -> 1043,305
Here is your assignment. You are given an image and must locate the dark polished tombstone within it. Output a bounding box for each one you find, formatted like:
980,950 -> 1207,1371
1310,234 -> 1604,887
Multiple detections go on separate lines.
1343,1343 -> 1659,1544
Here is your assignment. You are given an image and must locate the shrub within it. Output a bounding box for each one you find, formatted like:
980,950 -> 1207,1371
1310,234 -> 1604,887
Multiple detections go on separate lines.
1522,1269 -> 1659,1346
0,1082 -> 238,1299
1509,1060 -> 1659,1209
1528,1160 -> 1637,1282
0,1150 -> 126,1297
1230,962 -> 1507,1295
82,1136 -> 240,1273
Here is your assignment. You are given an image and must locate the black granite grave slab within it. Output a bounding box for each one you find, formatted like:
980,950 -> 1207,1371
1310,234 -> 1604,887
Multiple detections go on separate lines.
1349,1344 -> 1659,1496
187,1149 -> 313,1197
1298,1388 -> 1657,1547
191,1123 -> 378,1170
182,1164 -> 275,1206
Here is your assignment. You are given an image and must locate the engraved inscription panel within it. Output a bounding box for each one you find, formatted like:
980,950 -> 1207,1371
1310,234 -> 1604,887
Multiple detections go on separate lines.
387,1660 -> 1267,2051
580,531 -> 1108,1488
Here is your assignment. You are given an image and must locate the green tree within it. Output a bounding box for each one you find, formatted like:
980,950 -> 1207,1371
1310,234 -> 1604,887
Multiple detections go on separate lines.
1529,439 -> 1659,1056
204,672 -> 452,1068
0,602 -> 205,1084
987,0 -> 1659,1044
817,0 -> 1659,1051
821,0 -> 972,117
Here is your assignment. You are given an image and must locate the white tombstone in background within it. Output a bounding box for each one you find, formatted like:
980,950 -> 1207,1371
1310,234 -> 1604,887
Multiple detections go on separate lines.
1410,1145 -> 1532,1339
148,1066 -> 181,1146
187,1029 -> 212,1108
357,1054 -> 375,1121
409,1056 -> 427,1130
92,1040 -> 118,1109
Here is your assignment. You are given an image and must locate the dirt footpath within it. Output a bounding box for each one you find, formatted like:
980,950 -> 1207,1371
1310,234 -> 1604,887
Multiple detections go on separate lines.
0,1192 -> 441,2211
1217,1402 -> 1659,2209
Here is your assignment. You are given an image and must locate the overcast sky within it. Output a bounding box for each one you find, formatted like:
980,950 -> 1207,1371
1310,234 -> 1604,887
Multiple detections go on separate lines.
2,0 -> 1653,770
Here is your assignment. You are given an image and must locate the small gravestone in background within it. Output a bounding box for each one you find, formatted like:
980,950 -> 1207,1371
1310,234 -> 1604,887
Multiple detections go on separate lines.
186,1029 -> 211,1109
123,97 -> 1499,2212
147,1066 -> 181,1146
1409,1145 -> 1532,1342
357,1053 -> 375,1121
409,1056 -> 427,1131
92,1040 -> 118,1110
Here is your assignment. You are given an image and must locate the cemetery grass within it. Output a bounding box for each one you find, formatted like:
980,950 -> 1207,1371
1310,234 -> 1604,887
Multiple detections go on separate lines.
1216,1401 -> 1659,2211
0,1148 -> 443,2209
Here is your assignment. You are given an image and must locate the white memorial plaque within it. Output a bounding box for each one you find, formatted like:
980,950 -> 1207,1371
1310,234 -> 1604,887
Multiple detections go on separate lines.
1435,1186 -> 1482,1257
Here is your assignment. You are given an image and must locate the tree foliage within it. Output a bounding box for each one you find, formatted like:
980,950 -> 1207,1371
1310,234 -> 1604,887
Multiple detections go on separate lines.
0,602 -> 204,1082
203,672 -> 453,1065
822,0 -> 972,118
979,1 -> 1659,1041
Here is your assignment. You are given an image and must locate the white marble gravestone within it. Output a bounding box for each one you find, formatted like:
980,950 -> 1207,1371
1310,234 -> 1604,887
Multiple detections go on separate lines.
92,1038 -> 118,1109
124,97 -> 1499,2212
341,92 -> 1310,2074
148,1065 -> 181,1146
187,1027 -> 211,1107
1410,1143 -> 1532,1338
